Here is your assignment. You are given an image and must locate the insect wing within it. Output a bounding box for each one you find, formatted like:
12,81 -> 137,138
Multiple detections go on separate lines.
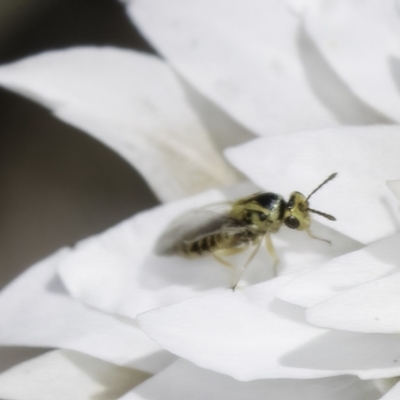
155,203 -> 237,255
234,191 -> 263,205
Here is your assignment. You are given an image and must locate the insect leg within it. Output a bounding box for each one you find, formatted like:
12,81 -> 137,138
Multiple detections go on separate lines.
265,234 -> 279,276
211,251 -> 238,268
231,239 -> 262,291
214,247 -> 249,257
305,228 -> 331,245
212,248 -> 244,268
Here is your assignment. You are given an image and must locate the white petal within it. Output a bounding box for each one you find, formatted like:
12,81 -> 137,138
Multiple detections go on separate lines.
226,126 -> 400,244
380,380 -> 400,400
58,188 -> 232,318
120,359 -> 382,400
0,349 -> 148,400
0,249 -> 175,374
173,78 -> 256,151
0,47 -> 239,202
127,0 -> 386,137
387,180 -> 400,202
58,181 -> 358,318
303,0 -> 400,122
137,278 -> 400,380
0,348 -> 48,374
277,233 -> 400,308
263,220 -> 361,278
307,272 -> 400,333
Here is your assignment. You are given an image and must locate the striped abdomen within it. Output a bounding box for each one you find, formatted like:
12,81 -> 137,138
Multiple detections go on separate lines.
180,229 -> 258,257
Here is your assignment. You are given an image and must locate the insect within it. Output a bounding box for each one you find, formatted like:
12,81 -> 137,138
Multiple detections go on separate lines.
156,173 -> 337,289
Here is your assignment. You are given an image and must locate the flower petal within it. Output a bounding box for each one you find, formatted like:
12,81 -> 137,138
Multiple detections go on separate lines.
59,184 -> 282,314
0,348 -> 48,374
225,126 -> 400,244
263,220 -> 361,277
120,359 -> 382,400
58,182 -> 359,318
277,233 -> 400,308
137,278 -> 400,380
380,380 -> 400,400
0,47 -> 239,202
0,349 -> 148,400
387,179 -> 400,202
303,0 -> 400,122
57,188 -> 231,318
306,272 -> 400,333
0,249 -> 175,374
127,0 -> 386,137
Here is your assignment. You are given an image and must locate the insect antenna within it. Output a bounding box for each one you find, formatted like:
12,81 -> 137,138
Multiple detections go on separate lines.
307,208 -> 336,221
306,172 -> 337,221
306,172 -> 337,201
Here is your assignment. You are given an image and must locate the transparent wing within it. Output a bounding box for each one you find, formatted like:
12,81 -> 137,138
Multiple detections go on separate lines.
155,202 -> 242,255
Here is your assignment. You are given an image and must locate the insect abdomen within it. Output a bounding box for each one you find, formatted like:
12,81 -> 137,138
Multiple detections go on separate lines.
181,230 -> 256,257
181,234 -> 220,256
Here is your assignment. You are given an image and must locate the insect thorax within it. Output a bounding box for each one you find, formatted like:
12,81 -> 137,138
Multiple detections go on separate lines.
231,192 -> 286,233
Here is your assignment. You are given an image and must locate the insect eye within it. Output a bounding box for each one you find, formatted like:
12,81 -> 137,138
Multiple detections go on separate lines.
259,213 -> 267,221
284,216 -> 300,229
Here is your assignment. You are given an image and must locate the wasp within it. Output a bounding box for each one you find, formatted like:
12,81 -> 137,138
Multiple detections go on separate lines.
156,173 -> 337,288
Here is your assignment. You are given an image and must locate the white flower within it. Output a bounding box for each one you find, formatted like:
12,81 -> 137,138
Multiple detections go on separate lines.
1,0 -> 400,399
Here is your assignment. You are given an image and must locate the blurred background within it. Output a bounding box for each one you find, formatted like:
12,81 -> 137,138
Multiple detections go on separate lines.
0,0 -> 159,289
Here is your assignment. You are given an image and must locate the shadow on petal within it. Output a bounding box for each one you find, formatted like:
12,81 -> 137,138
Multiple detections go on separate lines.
280,330 -> 400,374
298,25 -> 391,125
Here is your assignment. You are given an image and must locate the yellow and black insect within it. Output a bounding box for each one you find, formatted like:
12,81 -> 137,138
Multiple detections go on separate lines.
156,173 -> 337,288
